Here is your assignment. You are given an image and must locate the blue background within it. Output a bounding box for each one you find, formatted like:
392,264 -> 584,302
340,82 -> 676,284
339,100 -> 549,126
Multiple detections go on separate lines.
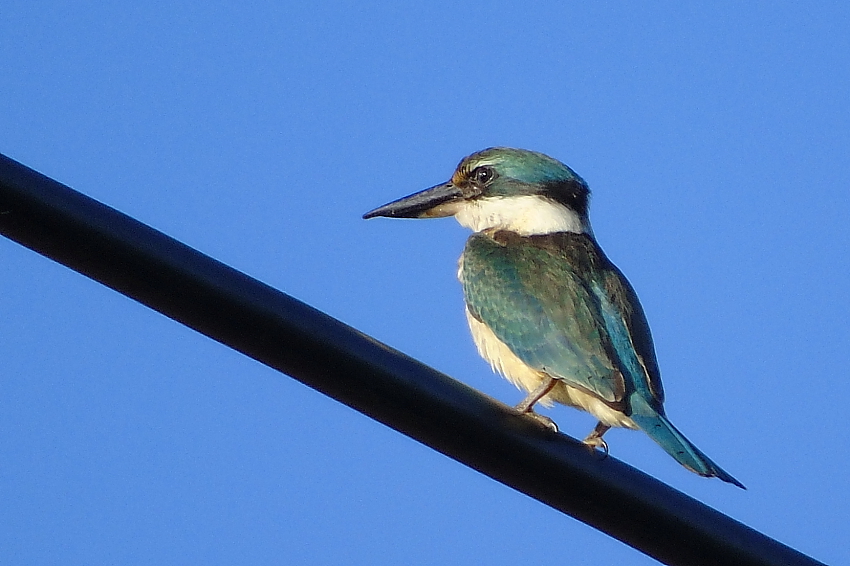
2,2 -> 848,564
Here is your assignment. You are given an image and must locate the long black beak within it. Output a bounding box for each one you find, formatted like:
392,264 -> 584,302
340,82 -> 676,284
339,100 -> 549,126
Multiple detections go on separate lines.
363,182 -> 463,219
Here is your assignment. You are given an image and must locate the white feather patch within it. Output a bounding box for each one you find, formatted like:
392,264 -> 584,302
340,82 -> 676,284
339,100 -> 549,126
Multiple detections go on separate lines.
453,195 -> 585,235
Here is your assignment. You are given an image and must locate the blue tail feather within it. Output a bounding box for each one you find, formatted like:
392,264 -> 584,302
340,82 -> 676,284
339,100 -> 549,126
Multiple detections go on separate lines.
630,397 -> 745,489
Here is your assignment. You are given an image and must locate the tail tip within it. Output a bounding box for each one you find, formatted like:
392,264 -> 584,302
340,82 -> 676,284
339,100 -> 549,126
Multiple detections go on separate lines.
704,466 -> 745,489
718,472 -> 746,490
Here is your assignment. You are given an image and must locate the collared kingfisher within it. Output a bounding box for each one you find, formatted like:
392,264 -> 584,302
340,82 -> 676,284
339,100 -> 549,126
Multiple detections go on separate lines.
364,147 -> 743,488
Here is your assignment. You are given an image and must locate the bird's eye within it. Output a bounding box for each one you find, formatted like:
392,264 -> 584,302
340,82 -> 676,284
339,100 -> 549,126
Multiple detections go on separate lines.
472,166 -> 494,185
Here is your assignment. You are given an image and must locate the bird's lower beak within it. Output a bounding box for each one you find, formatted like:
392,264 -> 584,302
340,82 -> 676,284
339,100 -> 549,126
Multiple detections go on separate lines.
363,182 -> 464,219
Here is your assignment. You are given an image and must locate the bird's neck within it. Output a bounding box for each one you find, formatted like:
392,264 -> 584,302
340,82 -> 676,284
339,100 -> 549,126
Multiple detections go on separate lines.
454,195 -> 588,236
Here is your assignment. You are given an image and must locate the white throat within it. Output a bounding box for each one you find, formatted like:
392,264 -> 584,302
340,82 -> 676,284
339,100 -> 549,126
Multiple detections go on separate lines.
453,195 -> 586,235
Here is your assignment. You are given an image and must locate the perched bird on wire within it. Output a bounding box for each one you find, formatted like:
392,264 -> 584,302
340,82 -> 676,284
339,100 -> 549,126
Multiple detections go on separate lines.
364,147 -> 743,488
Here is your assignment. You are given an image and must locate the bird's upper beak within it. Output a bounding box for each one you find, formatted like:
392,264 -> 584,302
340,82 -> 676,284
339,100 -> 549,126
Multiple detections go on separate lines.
363,182 -> 464,220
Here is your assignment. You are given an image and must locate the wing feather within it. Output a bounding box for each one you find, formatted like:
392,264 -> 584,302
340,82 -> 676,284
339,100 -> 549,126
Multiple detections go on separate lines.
460,232 -> 626,404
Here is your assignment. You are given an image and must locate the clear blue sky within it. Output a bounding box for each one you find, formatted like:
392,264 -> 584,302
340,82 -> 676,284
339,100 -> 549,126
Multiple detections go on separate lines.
2,2 -> 848,564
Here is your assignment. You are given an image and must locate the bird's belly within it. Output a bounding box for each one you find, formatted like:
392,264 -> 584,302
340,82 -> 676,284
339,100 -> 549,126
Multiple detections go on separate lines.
465,309 -> 636,430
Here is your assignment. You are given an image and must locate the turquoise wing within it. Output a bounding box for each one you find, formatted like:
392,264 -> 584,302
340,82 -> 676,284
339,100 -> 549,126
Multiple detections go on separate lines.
592,264 -> 665,408
460,233 -> 625,405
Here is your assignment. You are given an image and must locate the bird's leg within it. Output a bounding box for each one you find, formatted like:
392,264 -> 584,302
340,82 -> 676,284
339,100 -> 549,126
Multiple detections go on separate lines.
514,376 -> 559,432
583,422 -> 611,454
515,376 -> 557,413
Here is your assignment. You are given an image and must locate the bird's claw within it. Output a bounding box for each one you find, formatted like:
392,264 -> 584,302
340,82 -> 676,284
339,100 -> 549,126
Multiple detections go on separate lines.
523,411 -> 559,433
582,435 -> 609,457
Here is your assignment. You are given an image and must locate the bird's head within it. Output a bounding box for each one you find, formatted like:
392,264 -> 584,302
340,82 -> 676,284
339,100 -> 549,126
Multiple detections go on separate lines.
363,147 -> 592,235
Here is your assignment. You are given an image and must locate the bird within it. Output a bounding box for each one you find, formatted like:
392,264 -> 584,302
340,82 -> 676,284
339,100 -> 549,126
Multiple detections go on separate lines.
363,147 -> 743,488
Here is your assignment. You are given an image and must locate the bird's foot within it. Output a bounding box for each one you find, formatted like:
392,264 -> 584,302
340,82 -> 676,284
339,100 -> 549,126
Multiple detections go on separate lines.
582,422 -> 611,457
523,411 -> 559,433
582,435 -> 609,456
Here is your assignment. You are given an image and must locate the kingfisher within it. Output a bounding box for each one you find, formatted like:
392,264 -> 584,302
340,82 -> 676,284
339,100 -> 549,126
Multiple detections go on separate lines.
363,147 -> 743,488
